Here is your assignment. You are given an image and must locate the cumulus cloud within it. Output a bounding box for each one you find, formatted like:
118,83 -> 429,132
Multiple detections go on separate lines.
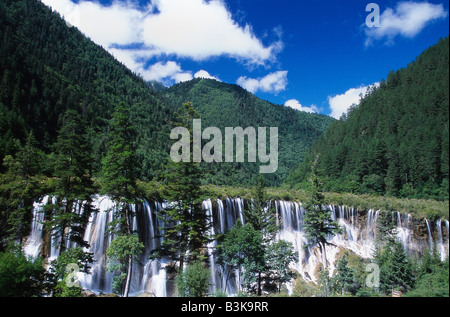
237,71 -> 288,94
42,0 -> 146,48
328,83 -> 380,119
41,0 -> 280,79
284,99 -> 319,114
137,61 -> 193,84
365,1 -> 448,46
142,0 -> 280,64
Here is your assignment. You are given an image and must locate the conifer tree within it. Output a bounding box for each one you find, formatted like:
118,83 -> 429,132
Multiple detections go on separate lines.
101,103 -> 141,297
48,109 -> 96,252
0,131 -> 43,246
303,155 -> 342,269
155,102 -> 210,274
334,255 -> 355,295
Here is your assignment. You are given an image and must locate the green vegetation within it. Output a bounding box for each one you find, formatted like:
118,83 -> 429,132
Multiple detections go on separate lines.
0,245 -> 46,297
101,104 -> 142,297
165,78 -> 334,186
216,175 -> 297,296
302,157 -> 342,269
288,37 -> 449,201
152,102 -> 211,273
0,0 -> 448,298
176,260 -> 211,297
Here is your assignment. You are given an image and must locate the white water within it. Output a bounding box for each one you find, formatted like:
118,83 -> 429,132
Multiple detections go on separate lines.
25,196 -> 449,296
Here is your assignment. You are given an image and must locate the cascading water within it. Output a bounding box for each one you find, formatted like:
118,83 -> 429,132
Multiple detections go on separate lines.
23,196 -> 50,259
25,196 -> 449,296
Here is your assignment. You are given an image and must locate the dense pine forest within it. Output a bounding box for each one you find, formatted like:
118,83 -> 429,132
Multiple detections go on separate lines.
0,0 -> 448,299
0,0 -> 333,188
287,37 -> 449,201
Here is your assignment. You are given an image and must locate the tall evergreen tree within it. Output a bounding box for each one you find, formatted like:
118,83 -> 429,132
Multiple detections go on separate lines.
242,175 -> 279,295
0,132 -> 43,246
155,102 -> 210,274
48,109 -> 96,253
303,156 -> 342,269
101,103 -> 140,297
333,255 -> 355,295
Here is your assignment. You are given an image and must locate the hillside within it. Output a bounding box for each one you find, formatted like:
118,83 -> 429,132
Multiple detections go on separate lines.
0,0 -> 173,181
0,0 -> 332,187
287,37 -> 449,201
164,78 -> 334,186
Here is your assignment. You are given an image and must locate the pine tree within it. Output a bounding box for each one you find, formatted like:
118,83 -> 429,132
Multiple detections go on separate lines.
155,102 -> 210,273
243,175 -> 279,243
101,103 -> 140,297
242,175 -> 280,295
48,109 -> 96,252
303,155 -> 342,269
0,132 -> 43,246
334,255 -> 355,295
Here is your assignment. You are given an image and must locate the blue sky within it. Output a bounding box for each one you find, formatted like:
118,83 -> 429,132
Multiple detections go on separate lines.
41,0 -> 449,118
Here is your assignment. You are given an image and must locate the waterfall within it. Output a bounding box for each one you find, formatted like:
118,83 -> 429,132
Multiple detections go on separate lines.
24,195 -> 449,296
24,196 -> 50,258
436,220 -> 446,261
204,199 -> 217,294
79,196 -> 115,294
425,219 -> 434,250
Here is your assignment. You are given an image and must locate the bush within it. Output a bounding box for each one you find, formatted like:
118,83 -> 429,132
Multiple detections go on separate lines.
0,247 -> 46,297
176,261 -> 211,297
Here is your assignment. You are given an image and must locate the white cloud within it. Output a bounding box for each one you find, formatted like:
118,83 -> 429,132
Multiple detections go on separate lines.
237,71 -> 288,94
138,61 -> 193,84
194,70 -> 220,81
41,0 -> 281,80
284,99 -> 319,114
365,1 -> 448,46
328,83 -> 380,119
142,0 -> 279,64
42,0 -> 146,48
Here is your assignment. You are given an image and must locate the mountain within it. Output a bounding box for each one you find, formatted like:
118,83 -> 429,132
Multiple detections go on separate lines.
0,0 -> 173,180
287,37 -> 449,201
164,78 -> 334,186
0,0 -> 333,187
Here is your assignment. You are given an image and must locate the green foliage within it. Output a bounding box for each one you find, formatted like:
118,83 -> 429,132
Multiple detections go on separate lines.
176,261 -> 211,297
106,234 -> 144,295
0,132 -> 47,246
46,109 -> 97,251
243,175 -> 279,243
101,104 -> 138,203
48,247 -> 94,297
331,255 -> 356,295
0,246 -> 46,297
264,239 -> 298,293
220,220 -> 265,294
303,158 -> 342,262
289,37 -> 449,201
407,254 -> 449,297
155,102 -> 211,272
375,241 -> 414,295
165,78 -> 334,187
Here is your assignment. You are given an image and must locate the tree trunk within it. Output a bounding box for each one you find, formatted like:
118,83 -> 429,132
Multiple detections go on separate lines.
123,203 -> 133,297
257,272 -> 262,296
123,254 -> 132,297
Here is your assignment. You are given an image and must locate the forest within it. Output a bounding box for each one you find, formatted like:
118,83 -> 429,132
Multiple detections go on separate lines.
287,37 -> 449,202
0,0 -> 448,299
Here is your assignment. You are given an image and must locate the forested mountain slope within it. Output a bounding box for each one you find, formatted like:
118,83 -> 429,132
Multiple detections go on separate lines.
165,79 -> 334,186
0,0 -> 173,180
287,37 -> 449,201
0,0 -> 332,187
